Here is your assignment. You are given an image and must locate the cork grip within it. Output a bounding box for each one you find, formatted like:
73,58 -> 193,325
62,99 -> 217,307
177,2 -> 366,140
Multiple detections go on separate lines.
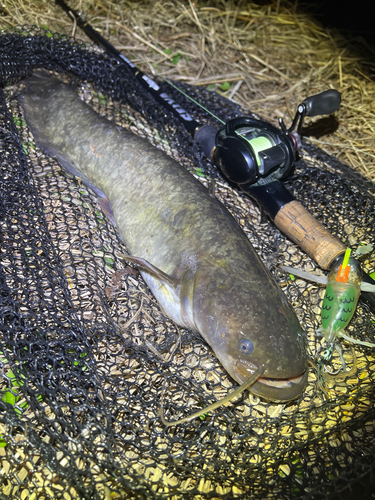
274,200 -> 346,270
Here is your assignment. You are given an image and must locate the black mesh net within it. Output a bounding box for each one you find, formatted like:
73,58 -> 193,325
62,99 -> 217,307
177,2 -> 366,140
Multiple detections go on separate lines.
1,27 -> 375,499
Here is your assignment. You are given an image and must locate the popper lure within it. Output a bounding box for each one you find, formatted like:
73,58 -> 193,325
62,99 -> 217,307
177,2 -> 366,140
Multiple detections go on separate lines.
282,249 -> 375,380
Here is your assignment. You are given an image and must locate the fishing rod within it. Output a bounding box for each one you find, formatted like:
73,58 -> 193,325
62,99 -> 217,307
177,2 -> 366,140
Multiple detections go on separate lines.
55,0 -> 375,311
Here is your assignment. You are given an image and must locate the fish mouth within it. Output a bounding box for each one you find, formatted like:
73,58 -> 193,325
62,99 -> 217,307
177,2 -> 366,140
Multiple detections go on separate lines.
234,359 -> 308,402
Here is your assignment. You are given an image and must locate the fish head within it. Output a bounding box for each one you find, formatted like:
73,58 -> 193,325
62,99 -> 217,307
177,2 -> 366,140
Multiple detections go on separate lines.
192,266 -> 308,402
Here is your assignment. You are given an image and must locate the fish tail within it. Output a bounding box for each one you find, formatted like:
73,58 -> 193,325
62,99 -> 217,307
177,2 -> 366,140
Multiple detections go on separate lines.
19,71 -> 68,159
19,71 -> 107,200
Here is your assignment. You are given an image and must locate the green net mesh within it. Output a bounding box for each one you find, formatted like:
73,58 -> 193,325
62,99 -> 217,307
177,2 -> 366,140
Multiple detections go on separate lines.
0,27 -> 374,499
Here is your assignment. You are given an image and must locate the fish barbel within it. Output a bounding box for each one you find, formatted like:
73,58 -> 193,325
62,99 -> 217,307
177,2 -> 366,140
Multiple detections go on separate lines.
19,71 -> 307,401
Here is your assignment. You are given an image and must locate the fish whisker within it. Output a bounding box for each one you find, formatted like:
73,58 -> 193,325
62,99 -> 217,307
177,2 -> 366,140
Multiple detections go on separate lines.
159,365 -> 265,427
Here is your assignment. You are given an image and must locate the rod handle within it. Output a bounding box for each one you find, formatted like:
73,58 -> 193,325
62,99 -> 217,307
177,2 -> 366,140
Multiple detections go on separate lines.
274,200 -> 346,269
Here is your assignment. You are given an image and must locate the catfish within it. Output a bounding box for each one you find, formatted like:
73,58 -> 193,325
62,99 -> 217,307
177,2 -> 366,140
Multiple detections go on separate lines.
19,71 -> 307,402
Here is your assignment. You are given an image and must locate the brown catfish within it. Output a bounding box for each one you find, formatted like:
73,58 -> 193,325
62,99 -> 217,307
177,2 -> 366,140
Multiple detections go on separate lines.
19,71 -> 307,401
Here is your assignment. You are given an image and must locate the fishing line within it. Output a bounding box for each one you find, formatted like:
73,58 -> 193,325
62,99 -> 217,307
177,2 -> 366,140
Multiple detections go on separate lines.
161,77 -> 225,125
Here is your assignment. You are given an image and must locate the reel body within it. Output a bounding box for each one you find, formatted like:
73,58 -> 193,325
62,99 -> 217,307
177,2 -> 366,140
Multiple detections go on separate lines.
213,117 -> 297,187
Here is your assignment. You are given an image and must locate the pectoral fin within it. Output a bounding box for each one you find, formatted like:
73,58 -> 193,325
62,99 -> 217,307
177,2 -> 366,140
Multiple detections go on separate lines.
118,254 -> 179,289
179,268 -> 197,331
281,266 -> 328,285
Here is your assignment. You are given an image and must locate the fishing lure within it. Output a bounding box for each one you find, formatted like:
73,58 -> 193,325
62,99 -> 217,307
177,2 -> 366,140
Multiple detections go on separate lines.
282,248 -> 375,379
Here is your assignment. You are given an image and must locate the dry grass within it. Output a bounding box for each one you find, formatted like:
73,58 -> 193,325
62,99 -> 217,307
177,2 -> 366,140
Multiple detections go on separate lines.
1,0 -> 375,182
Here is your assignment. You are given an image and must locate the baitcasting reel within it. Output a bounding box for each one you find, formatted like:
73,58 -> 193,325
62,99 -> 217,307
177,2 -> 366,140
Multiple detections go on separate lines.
197,89 -> 341,187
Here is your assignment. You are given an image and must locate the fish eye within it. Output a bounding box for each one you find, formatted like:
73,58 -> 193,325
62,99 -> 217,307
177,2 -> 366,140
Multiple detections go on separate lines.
239,339 -> 253,355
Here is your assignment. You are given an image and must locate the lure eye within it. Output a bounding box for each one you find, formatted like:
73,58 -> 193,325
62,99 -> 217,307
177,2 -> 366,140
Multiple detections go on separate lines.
239,339 -> 253,355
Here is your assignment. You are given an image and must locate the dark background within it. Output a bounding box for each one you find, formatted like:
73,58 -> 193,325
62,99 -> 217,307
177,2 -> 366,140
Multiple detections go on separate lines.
253,0 -> 375,74
301,0 -> 375,45
255,0 -> 375,47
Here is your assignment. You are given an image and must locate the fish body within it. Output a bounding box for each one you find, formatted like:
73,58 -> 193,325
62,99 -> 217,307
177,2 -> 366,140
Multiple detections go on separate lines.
19,71 -> 307,401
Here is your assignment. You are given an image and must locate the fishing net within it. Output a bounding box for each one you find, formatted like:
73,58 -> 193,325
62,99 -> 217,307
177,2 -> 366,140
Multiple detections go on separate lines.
1,27 -> 375,499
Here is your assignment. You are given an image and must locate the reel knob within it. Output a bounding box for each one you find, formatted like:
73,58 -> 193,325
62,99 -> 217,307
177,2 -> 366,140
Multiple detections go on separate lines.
301,89 -> 341,117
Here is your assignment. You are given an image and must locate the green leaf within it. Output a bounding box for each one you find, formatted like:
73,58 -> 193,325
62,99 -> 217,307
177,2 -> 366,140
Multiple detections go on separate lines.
41,25 -> 53,38
7,370 -> 20,388
163,48 -> 172,55
195,168 -> 206,178
171,53 -> 182,65
2,391 -> 17,406
206,84 -> 215,91
97,93 -> 108,105
219,82 -> 231,91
